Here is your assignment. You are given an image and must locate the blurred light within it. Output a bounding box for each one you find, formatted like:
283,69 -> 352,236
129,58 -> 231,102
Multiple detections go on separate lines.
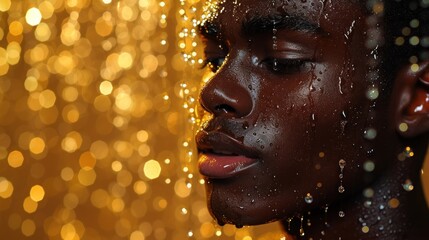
143,160 -> 161,180
26,8 -> 42,26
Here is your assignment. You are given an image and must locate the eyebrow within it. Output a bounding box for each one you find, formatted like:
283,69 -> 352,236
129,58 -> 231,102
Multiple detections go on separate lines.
198,13 -> 322,39
243,14 -> 322,36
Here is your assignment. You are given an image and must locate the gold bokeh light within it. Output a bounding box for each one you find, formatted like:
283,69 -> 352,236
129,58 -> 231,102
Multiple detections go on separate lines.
0,0 -> 308,239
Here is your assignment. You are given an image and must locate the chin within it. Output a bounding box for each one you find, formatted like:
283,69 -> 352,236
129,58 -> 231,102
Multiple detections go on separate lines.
206,180 -> 287,227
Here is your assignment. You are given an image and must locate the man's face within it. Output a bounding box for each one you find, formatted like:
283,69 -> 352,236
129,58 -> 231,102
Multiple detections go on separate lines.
196,0 -> 393,226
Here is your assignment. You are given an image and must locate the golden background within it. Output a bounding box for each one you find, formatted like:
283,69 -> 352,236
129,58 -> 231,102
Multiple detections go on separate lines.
0,0 -> 427,239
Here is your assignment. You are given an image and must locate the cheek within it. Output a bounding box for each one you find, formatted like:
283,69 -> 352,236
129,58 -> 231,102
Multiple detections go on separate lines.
253,79 -> 371,195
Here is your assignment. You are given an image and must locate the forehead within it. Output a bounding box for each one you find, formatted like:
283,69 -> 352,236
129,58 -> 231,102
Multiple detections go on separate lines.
201,0 -> 366,35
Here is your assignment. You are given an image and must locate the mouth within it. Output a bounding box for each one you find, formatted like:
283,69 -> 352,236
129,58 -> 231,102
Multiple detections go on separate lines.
196,130 -> 259,179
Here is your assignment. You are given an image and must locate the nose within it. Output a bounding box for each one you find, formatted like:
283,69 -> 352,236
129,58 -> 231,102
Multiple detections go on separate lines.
199,70 -> 253,118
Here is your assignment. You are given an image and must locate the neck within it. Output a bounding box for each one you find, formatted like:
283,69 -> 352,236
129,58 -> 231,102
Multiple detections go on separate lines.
282,147 -> 429,239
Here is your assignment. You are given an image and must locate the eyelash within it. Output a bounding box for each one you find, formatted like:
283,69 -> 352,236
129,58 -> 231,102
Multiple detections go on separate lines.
201,57 -> 307,74
262,58 -> 306,74
200,57 -> 226,73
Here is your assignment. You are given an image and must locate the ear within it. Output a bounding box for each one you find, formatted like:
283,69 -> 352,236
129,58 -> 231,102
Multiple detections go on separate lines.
393,61 -> 429,138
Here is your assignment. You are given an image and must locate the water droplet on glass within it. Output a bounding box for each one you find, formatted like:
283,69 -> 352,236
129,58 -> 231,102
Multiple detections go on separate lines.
404,146 -> 414,158
366,87 -> 379,100
305,193 -> 313,204
300,228 -> 305,236
363,160 -> 375,172
364,128 -> 377,140
339,159 -> 346,168
402,179 -> 414,191
364,200 -> 372,207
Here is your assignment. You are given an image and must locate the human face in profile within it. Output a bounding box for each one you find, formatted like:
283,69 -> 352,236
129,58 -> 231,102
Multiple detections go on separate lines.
195,0 -> 425,234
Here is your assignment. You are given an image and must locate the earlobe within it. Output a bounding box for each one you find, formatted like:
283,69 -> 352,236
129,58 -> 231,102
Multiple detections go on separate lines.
393,61 -> 429,138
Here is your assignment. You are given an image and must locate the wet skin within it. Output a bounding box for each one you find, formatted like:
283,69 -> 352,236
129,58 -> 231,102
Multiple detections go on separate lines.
196,0 -> 429,239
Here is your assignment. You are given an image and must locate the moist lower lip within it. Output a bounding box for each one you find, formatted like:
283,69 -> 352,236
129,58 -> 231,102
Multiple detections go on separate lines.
198,153 -> 258,179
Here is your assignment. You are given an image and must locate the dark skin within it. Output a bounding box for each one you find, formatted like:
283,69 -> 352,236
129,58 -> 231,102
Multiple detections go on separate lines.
195,0 -> 429,239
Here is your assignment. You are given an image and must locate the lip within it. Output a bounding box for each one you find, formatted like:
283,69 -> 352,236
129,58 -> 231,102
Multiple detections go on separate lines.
196,130 -> 259,179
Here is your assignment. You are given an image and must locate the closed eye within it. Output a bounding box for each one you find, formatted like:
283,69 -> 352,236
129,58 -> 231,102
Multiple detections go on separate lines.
262,58 -> 307,74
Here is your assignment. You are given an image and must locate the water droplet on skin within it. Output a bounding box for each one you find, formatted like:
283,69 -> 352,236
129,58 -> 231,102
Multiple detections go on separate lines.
338,77 -> 344,94
272,59 -> 279,71
339,211 -> 345,217
305,193 -> 314,204
344,20 -> 356,40
338,186 -> 345,193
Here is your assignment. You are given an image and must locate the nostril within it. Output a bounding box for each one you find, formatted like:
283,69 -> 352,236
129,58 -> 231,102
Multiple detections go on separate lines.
215,104 -> 236,114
